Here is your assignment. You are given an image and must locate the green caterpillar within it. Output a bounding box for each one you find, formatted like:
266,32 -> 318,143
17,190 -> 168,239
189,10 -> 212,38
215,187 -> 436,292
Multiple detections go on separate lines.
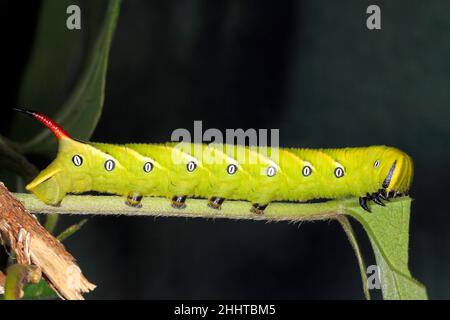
15,108 -> 413,213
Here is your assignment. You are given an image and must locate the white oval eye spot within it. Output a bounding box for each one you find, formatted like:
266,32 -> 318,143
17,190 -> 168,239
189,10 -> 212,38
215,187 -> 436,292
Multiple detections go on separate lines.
226,164 -> 237,175
104,159 -> 115,172
334,167 -> 344,178
374,160 -> 380,168
143,162 -> 153,173
187,161 -> 197,172
267,166 -> 277,177
72,155 -> 83,167
302,165 -> 312,177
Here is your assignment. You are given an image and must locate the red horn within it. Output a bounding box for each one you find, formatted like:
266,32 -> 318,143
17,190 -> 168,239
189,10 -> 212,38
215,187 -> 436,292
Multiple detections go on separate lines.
13,108 -> 70,140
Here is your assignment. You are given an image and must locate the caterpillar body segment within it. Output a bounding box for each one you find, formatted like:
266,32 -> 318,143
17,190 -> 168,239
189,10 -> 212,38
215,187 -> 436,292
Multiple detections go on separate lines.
16,109 -> 414,213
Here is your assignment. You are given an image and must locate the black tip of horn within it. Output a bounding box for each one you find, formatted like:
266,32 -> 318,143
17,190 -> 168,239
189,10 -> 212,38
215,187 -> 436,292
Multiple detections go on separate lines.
13,107 -> 37,115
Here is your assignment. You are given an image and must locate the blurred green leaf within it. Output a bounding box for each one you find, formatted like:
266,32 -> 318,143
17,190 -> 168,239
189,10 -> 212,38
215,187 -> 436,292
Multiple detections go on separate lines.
0,135 -> 38,183
57,219 -> 88,242
10,0 -> 84,142
23,279 -> 58,300
12,0 -> 121,155
347,197 -> 428,300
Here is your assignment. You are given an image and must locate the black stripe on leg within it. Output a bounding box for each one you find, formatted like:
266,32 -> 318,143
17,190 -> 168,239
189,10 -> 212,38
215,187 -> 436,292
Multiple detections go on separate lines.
251,203 -> 268,215
126,194 -> 143,208
208,197 -> 225,210
171,195 -> 187,209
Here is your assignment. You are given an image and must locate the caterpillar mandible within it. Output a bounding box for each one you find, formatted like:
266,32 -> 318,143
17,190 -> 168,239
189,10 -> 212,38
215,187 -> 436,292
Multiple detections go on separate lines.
14,108 -> 413,213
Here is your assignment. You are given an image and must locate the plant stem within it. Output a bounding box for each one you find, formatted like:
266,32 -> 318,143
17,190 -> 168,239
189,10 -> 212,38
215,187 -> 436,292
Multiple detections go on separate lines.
4,265 -> 41,300
14,193 -> 352,221
337,215 -> 371,300
11,193 -> 421,299
44,214 -> 59,234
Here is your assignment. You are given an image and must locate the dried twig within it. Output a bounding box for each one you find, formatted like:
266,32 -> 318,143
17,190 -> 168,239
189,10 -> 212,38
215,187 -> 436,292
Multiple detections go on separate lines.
0,182 -> 95,299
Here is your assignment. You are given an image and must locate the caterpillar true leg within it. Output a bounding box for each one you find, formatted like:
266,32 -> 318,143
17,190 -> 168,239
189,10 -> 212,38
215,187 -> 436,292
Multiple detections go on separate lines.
378,188 -> 388,201
208,197 -> 225,210
370,192 -> 385,206
171,195 -> 187,209
360,189 -> 390,212
251,203 -> 268,215
389,191 -> 402,198
359,196 -> 371,212
126,193 -> 143,208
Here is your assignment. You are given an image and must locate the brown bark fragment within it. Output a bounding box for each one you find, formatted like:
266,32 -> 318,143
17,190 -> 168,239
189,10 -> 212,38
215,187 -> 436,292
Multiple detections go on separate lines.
0,182 -> 95,299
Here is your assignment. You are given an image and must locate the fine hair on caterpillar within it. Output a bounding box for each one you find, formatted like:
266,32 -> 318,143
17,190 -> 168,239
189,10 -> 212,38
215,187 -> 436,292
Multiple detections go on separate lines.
14,108 -> 414,214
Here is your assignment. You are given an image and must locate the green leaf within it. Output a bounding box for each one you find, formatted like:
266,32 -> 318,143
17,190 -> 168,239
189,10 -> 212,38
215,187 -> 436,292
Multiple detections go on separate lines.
13,0 -> 122,155
347,197 -> 428,300
23,279 -> 58,300
57,218 -> 88,242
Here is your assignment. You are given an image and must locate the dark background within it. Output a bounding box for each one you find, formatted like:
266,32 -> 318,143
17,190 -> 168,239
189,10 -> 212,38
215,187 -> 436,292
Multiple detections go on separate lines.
2,0 -> 450,299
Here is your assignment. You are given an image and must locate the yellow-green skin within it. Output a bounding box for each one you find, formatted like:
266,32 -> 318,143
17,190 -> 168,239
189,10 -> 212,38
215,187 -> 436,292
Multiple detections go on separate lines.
26,137 -> 413,208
